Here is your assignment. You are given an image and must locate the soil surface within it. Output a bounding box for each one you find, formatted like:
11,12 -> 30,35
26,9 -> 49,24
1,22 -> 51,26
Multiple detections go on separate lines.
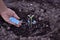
0,0 -> 60,40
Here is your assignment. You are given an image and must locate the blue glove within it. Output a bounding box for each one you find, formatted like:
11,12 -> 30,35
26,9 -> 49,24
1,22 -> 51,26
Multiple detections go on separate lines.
9,17 -> 20,24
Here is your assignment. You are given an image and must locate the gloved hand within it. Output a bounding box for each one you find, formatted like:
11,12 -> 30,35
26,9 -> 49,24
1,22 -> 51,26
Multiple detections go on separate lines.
0,8 -> 22,27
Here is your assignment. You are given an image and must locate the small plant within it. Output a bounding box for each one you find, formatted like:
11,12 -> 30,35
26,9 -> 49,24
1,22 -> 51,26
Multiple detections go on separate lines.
28,14 -> 34,27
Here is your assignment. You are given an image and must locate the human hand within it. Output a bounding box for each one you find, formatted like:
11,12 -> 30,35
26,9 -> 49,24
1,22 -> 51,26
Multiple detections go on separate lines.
0,8 -> 22,27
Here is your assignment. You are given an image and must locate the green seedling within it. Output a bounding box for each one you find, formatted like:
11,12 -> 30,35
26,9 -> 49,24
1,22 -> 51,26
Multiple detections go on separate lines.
28,15 -> 34,27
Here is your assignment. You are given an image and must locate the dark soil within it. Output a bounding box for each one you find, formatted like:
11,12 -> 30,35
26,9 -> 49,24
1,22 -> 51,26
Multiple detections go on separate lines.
0,0 -> 60,40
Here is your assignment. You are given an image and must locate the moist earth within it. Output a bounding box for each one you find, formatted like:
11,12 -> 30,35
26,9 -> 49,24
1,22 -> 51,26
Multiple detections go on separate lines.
0,0 -> 60,40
